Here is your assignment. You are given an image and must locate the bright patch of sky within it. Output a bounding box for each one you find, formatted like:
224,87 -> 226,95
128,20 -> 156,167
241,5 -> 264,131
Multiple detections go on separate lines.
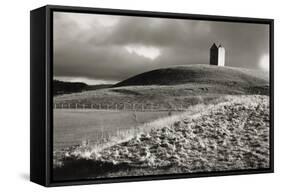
55,76 -> 117,85
125,44 -> 161,60
259,54 -> 270,71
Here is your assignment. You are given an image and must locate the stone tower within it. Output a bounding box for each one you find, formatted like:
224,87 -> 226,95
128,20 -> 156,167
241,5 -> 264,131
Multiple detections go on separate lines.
210,43 -> 225,66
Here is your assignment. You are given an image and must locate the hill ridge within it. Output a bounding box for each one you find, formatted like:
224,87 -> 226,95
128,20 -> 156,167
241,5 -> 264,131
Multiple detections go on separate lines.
113,64 -> 268,87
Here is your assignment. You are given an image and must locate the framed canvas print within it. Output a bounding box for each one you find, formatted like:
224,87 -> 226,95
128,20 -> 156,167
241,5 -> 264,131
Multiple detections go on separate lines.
30,5 -> 274,187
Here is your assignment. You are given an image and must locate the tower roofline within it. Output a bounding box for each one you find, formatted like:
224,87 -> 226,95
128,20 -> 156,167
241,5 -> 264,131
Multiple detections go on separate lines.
211,43 -> 218,49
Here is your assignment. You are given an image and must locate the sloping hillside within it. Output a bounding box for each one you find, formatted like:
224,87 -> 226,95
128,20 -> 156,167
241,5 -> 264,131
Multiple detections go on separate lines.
98,95 -> 269,171
53,95 -> 269,180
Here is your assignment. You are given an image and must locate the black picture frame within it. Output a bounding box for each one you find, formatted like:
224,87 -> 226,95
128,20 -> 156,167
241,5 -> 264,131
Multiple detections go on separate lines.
30,4 -> 274,187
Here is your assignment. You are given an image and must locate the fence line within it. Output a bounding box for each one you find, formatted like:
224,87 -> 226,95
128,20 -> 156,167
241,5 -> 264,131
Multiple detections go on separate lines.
53,102 -> 188,111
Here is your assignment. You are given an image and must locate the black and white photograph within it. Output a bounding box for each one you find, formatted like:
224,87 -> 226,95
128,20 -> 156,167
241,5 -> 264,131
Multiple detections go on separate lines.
52,11 -> 271,181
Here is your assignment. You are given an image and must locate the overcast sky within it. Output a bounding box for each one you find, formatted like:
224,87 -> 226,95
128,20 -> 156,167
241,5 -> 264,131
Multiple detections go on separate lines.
54,12 -> 270,85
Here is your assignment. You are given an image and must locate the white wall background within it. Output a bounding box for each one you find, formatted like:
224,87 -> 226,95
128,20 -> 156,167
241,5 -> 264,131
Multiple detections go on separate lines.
0,0 -> 279,191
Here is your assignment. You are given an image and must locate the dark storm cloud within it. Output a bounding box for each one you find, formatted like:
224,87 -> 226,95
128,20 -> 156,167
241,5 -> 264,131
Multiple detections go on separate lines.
54,12 -> 269,84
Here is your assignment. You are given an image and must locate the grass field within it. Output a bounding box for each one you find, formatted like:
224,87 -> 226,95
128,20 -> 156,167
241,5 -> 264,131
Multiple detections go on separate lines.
53,109 -> 180,169
53,94 -> 232,154
53,95 -> 270,181
54,110 -> 175,150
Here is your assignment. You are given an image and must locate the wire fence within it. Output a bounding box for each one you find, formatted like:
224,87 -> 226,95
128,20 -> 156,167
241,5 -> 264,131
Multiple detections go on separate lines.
53,102 -> 188,112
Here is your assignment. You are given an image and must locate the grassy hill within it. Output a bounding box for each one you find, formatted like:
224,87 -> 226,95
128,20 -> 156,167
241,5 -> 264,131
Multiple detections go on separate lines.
54,65 -> 269,110
113,65 -> 268,87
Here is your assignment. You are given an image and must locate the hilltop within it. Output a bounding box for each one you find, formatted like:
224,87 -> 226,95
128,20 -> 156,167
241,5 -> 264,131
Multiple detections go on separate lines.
113,65 -> 268,87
